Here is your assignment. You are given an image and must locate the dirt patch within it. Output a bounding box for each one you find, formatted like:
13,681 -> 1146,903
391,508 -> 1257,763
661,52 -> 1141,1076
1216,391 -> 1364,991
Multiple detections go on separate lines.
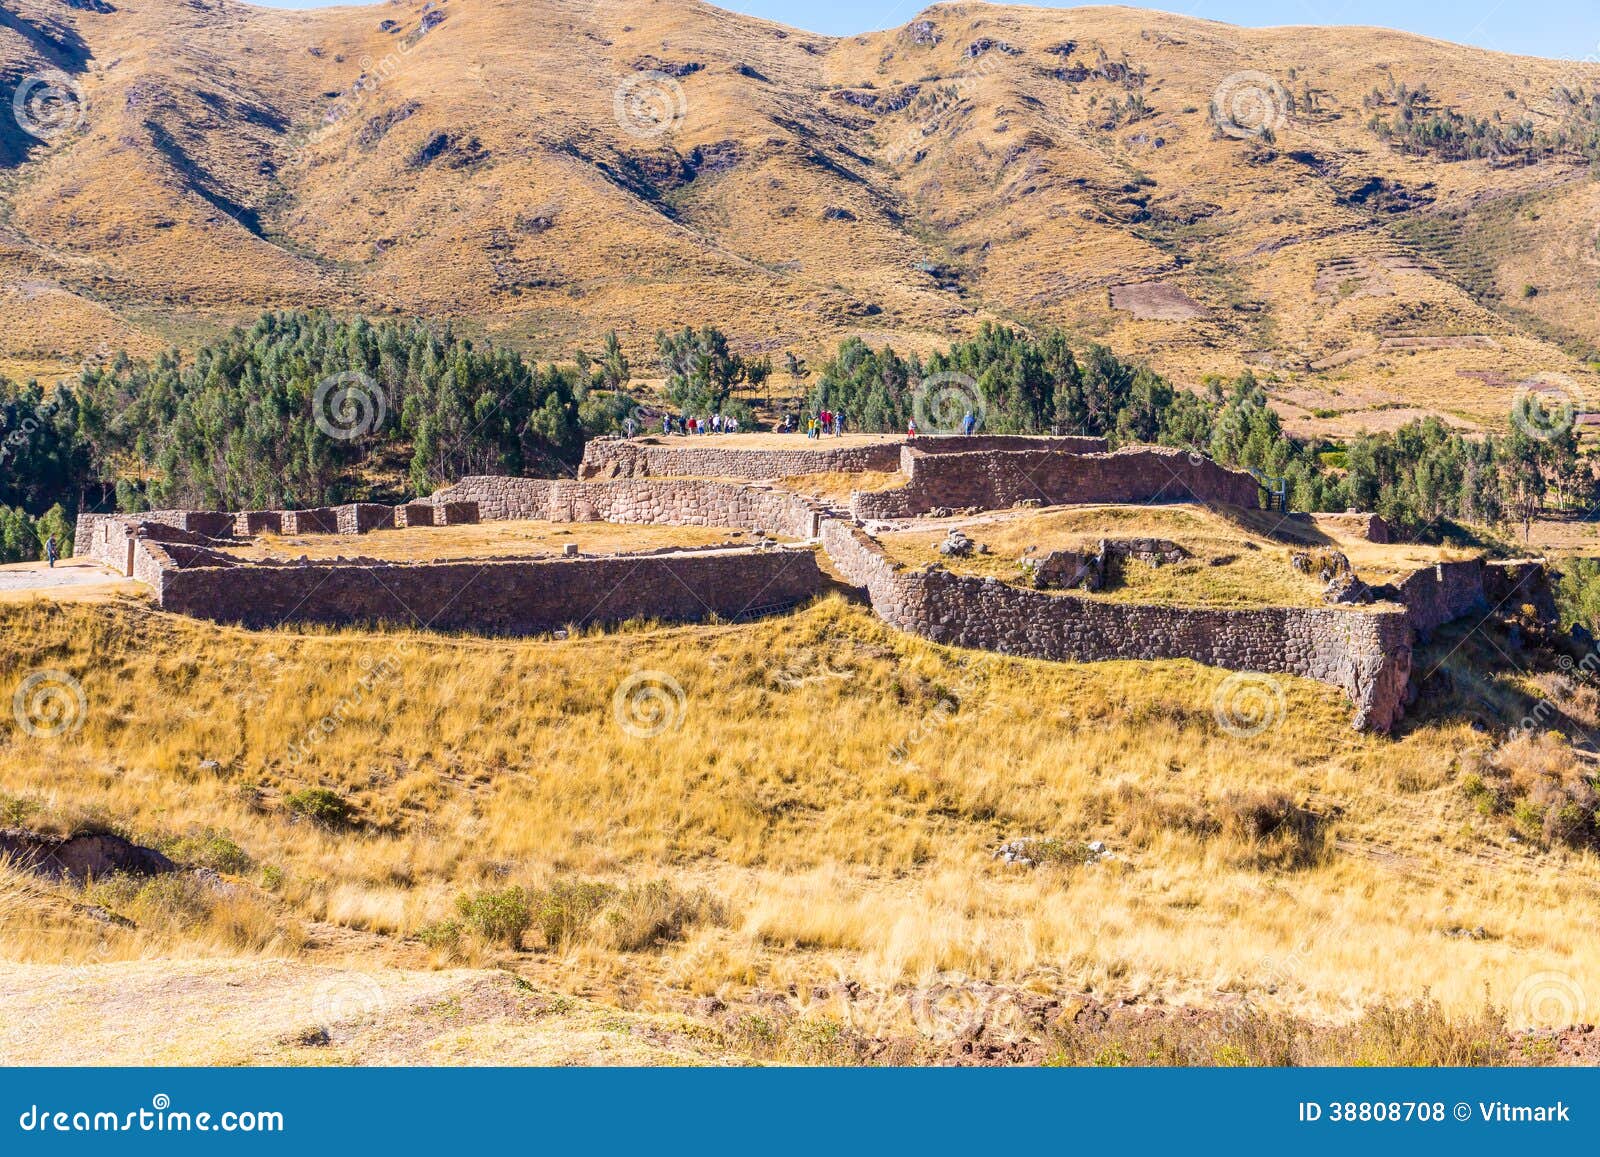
1109,282 -> 1207,321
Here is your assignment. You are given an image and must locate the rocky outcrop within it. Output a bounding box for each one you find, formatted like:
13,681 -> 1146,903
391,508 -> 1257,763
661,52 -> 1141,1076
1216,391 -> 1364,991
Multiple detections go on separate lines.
0,828 -> 176,882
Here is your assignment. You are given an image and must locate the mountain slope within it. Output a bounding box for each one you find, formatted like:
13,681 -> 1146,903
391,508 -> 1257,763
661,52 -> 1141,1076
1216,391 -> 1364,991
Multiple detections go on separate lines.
2,0 -> 1599,436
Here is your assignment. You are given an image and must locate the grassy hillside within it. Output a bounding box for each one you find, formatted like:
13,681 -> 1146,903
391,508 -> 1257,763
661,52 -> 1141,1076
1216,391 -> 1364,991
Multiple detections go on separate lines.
3,593 -> 1597,1062
0,0 -> 1598,436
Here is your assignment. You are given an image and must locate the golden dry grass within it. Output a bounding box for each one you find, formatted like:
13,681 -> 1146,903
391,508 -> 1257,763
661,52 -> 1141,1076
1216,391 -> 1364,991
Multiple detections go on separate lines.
778,471 -> 906,502
0,593 -> 1594,1055
874,503 -> 1472,607
227,520 -> 769,563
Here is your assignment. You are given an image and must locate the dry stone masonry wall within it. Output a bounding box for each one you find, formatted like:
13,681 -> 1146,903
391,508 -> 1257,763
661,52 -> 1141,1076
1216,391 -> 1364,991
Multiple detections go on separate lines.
577,435 -> 1107,481
819,519 -> 1415,730
432,477 -> 823,538
852,446 -> 1263,519
157,547 -> 828,635
72,436 -> 1550,733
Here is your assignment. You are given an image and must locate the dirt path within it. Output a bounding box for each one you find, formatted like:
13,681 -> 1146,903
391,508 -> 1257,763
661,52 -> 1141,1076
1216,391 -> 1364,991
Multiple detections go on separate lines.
0,959 -> 748,1066
0,560 -> 141,603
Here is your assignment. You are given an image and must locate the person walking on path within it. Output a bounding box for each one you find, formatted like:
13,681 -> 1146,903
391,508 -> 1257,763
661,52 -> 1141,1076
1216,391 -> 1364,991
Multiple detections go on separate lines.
45,535 -> 57,568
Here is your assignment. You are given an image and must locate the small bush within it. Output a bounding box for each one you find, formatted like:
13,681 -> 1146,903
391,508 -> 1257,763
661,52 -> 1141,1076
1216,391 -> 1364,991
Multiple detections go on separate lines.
417,918 -> 465,956
448,878 -> 731,953
81,871 -> 292,953
284,788 -> 353,828
598,880 -> 729,951
156,828 -> 253,874
0,792 -> 39,827
1480,734 -> 1600,850
1105,785 -> 1329,870
86,872 -> 214,926
455,886 -> 533,949
1218,791 -> 1330,870
533,880 -> 617,951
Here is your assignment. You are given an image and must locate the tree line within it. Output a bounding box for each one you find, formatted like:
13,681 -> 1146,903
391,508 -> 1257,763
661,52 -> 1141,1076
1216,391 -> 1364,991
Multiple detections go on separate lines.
1,312 -> 1593,560
805,321 -> 1595,540
1365,79 -> 1600,165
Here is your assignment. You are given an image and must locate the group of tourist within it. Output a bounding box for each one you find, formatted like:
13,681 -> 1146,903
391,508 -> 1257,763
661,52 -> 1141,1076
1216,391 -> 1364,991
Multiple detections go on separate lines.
655,413 -> 743,436
626,405 -> 985,441
778,410 -> 848,438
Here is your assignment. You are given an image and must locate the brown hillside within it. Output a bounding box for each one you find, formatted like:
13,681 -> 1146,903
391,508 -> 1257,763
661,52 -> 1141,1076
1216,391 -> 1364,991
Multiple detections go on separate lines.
2,0 -> 1599,435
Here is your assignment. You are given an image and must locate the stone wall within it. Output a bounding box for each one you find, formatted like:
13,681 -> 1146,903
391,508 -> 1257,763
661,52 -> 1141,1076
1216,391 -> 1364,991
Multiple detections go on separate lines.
73,513 -> 136,575
157,547 -> 829,635
438,502 -> 480,526
432,477 -> 822,539
579,439 -> 904,480
912,435 -> 1108,457
280,507 -> 339,535
852,446 -> 1264,519
1390,561 -> 1490,635
73,515 -> 214,585
235,511 -> 283,536
394,503 -> 441,528
338,504 -> 395,535
819,518 -> 1412,730
1310,512 -> 1393,544
427,478 -> 554,521
577,434 -> 1107,481
132,510 -> 235,538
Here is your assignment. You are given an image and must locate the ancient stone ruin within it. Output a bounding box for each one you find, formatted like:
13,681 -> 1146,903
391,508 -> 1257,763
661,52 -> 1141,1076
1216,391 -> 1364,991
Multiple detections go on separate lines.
74,435 -> 1555,733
